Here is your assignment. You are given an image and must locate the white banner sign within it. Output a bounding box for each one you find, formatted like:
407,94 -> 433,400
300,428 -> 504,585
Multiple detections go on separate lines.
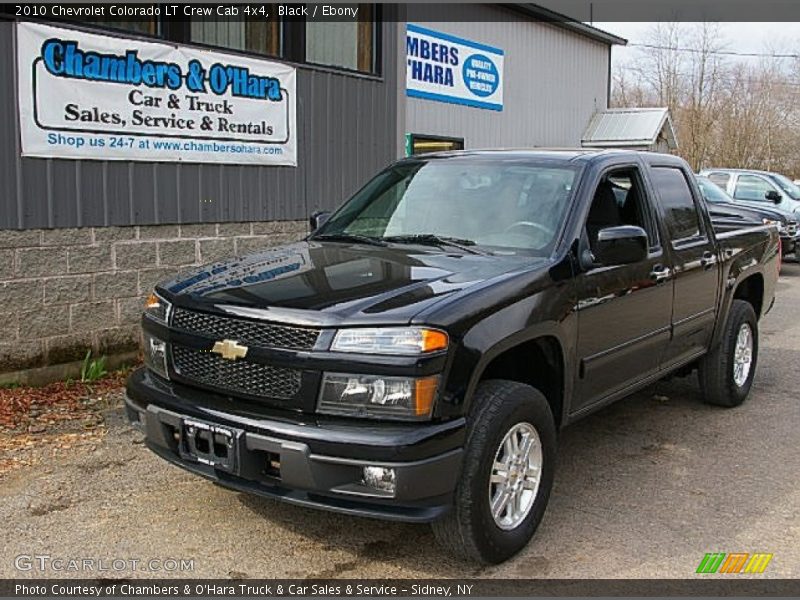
406,23 -> 504,111
16,22 -> 297,165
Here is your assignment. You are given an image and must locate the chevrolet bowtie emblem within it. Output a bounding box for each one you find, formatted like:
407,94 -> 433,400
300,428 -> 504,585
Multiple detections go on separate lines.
211,339 -> 249,361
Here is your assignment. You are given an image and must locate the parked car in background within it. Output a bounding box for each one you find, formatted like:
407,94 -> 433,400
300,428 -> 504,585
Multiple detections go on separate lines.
699,168 -> 800,216
696,175 -> 798,258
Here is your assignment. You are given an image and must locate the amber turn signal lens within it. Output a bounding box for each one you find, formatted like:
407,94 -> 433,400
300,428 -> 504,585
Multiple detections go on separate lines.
145,292 -> 161,309
421,329 -> 449,353
414,376 -> 440,416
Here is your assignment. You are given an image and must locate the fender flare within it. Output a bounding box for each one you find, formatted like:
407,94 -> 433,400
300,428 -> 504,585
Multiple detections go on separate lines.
461,320 -> 570,423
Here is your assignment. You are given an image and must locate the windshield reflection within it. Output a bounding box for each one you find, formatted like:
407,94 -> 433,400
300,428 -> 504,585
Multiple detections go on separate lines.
315,159 -> 581,255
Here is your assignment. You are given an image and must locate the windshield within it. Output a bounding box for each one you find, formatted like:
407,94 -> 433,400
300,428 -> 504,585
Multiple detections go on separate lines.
315,159 -> 581,255
768,173 -> 800,200
696,177 -> 732,204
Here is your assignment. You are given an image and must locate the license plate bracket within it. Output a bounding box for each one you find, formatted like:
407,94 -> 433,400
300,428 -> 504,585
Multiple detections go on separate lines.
179,418 -> 241,473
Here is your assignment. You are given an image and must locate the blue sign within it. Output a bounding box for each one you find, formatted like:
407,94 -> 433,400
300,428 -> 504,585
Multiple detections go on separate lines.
406,24 -> 504,111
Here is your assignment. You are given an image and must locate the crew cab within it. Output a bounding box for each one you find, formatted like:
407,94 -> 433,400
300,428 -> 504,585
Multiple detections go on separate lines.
127,150 -> 779,564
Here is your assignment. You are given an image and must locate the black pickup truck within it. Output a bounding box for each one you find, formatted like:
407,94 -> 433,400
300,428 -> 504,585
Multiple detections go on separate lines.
126,150 -> 779,564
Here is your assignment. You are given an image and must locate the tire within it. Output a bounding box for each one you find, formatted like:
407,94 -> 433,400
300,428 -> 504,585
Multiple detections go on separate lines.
699,299 -> 758,407
431,380 -> 557,564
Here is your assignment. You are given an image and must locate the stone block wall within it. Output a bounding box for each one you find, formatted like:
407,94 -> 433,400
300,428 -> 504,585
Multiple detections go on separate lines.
0,221 -> 308,380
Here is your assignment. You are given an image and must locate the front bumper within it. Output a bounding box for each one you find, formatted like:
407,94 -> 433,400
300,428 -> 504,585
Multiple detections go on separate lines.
125,368 -> 465,522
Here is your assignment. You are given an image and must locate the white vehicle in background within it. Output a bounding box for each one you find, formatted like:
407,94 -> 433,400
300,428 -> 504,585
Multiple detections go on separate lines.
699,168 -> 800,216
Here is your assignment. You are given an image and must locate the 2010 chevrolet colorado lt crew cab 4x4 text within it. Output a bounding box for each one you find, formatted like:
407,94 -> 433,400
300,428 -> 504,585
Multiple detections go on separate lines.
126,150 -> 779,563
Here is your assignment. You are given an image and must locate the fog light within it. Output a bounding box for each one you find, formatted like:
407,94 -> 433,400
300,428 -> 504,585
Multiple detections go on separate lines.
363,466 -> 396,495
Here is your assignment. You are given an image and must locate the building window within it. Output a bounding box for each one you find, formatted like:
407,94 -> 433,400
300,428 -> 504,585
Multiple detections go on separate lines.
62,4 -> 379,74
305,4 -> 375,72
190,16 -> 281,57
407,134 -> 464,156
78,17 -> 159,37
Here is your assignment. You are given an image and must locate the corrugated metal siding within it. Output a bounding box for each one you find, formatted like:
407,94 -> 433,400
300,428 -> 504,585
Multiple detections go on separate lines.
405,4 -> 610,150
0,18 -> 399,230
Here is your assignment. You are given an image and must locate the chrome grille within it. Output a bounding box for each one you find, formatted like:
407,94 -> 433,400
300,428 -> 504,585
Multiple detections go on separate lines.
172,345 -> 302,400
172,308 -> 319,350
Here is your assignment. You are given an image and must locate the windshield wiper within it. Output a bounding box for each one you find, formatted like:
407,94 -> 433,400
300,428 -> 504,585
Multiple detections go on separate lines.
313,232 -> 387,246
383,234 -> 488,255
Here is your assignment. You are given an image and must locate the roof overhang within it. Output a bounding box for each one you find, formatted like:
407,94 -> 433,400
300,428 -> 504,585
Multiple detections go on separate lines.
509,4 -> 628,46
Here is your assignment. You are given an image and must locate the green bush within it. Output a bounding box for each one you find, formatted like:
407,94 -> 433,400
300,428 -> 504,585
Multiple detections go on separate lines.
80,351 -> 108,383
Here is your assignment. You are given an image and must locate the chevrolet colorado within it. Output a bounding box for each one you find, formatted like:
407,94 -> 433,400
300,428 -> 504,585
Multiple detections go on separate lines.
126,150 -> 780,563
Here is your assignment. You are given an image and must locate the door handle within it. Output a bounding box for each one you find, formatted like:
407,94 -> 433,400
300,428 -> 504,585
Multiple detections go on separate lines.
701,251 -> 717,269
650,265 -> 671,282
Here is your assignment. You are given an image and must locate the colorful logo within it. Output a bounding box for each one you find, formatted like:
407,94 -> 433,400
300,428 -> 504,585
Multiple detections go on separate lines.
696,553 -> 773,574
462,54 -> 500,98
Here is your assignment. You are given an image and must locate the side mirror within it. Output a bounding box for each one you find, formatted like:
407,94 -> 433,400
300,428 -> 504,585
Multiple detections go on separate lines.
594,225 -> 649,266
765,190 -> 782,203
309,210 -> 331,231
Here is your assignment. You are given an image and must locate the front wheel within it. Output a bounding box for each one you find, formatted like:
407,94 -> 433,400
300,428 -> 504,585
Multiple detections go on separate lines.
699,299 -> 758,407
431,380 -> 557,564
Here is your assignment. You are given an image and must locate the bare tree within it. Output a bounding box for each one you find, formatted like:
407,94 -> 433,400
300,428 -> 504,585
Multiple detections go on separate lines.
611,22 -> 800,178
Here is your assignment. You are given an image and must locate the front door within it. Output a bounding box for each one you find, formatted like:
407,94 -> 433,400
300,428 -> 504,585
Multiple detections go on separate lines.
573,166 -> 674,414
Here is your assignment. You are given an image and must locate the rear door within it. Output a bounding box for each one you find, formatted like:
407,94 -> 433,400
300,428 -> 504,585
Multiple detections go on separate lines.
650,166 -> 721,369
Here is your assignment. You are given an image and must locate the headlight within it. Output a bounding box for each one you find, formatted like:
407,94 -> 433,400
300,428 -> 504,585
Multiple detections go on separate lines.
318,373 -> 438,421
331,327 -> 448,355
144,291 -> 171,324
142,331 -> 169,379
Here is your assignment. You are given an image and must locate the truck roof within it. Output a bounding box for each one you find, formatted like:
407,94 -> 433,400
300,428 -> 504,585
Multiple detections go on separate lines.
406,148 -> 683,166
701,167 -> 781,176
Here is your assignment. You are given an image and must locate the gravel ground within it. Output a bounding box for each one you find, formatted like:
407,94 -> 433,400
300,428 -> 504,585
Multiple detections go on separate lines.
2,264 -> 799,579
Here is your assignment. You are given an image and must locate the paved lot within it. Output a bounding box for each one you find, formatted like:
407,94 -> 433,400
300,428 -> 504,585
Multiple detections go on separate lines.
2,264 -> 799,579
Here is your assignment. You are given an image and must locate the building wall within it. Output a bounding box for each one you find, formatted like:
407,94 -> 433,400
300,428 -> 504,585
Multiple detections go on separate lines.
404,4 -> 611,149
0,221 -> 308,382
0,17 -> 400,230
0,9 -> 615,380
0,16 -> 399,379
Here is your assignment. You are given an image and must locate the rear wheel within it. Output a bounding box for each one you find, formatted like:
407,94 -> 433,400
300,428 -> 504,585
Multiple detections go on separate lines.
699,299 -> 758,407
432,380 -> 556,564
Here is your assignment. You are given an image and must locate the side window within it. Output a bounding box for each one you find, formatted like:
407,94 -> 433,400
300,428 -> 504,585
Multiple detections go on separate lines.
733,175 -> 775,203
707,172 -> 730,188
586,167 -> 657,255
650,167 -> 702,241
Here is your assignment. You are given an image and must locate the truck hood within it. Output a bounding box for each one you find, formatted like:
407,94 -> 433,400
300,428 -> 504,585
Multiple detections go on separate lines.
727,200 -> 797,222
158,241 -> 539,326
